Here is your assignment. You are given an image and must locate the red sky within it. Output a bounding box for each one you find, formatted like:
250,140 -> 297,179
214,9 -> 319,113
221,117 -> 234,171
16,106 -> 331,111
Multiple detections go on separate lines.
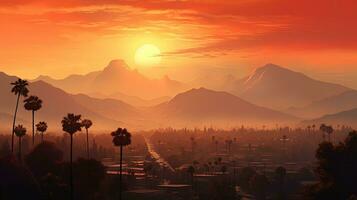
0,0 -> 356,88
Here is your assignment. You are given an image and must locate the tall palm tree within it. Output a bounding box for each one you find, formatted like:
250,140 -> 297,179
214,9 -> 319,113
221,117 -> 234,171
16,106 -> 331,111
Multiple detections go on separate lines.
190,136 -> 195,154
275,166 -> 286,199
81,119 -> 93,160
111,128 -> 131,200
215,140 -> 219,153
227,139 -> 233,154
62,113 -> 82,200
320,124 -> 327,141
14,124 -> 26,163
325,125 -> 334,142
187,165 -> 195,189
24,95 -> 42,145
10,79 -> 29,152
36,121 -> 48,142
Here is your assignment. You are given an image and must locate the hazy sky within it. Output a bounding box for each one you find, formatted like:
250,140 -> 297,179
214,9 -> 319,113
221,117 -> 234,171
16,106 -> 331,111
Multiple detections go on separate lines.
0,0 -> 356,88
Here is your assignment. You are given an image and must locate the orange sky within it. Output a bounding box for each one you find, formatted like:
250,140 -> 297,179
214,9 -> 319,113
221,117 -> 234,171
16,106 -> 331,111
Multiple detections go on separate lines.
0,0 -> 357,88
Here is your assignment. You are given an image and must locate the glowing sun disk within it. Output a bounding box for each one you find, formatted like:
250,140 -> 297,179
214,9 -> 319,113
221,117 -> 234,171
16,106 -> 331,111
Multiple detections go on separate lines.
134,44 -> 161,67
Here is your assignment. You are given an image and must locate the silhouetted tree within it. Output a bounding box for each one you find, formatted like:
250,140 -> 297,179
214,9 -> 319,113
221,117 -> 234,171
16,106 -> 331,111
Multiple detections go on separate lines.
0,140 -> 10,157
61,113 -> 82,200
325,126 -> 334,143
250,174 -> 269,200
72,158 -> 105,199
190,136 -> 195,155
40,173 -> 68,200
25,141 -> 63,178
187,165 -> 195,189
10,78 -> 29,152
275,166 -> 286,199
36,121 -> 48,142
320,124 -> 334,142
14,124 -> 26,163
239,166 -> 257,191
81,119 -> 93,160
111,127 -> 131,200
0,154 -> 42,199
320,124 -> 327,141
215,140 -> 219,153
24,95 -> 42,145
305,131 -> 357,199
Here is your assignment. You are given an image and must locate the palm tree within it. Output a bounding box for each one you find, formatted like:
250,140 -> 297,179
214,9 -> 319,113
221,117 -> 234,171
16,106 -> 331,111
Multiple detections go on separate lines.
280,135 -> 289,159
215,140 -> 219,153
190,136 -> 195,153
36,121 -> 48,142
10,79 -> 29,152
14,124 -> 26,163
24,95 -> 42,145
228,139 -> 233,154
275,166 -> 287,199
187,165 -> 195,189
320,124 -> 327,141
62,113 -> 82,200
111,128 -> 131,200
325,125 -> 334,142
81,119 -> 93,160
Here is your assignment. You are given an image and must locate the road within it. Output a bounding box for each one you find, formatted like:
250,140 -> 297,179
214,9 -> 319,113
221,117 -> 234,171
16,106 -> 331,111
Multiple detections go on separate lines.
144,137 -> 175,173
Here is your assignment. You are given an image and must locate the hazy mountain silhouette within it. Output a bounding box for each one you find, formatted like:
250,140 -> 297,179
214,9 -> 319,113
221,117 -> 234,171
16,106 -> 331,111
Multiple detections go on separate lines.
22,81 -> 125,130
303,107 -> 357,128
0,72 -> 133,131
233,64 -> 350,110
72,94 -> 140,121
34,59 -> 187,100
287,90 -> 357,118
87,91 -> 170,107
152,87 -> 298,127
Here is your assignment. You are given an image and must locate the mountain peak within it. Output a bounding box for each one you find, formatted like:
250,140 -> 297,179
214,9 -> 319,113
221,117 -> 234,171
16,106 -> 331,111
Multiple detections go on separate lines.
35,75 -> 53,81
170,87 -> 233,104
255,63 -> 291,74
104,59 -> 130,72
244,63 -> 298,86
185,87 -> 212,94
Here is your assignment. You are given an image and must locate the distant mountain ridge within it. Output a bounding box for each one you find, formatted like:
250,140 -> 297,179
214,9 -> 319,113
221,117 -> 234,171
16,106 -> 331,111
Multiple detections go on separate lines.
287,90 -> 357,118
2,62 -> 356,130
0,72 -> 138,131
303,107 -> 357,128
152,87 -> 298,127
233,64 -> 351,110
34,60 -> 187,101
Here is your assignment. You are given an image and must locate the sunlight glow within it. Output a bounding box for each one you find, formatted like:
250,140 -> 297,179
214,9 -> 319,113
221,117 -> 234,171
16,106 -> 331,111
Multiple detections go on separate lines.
134,44 -> 162,67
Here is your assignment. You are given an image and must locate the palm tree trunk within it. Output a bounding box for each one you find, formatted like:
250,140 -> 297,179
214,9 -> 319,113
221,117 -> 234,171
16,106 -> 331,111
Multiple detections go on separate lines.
41,132 -> 44,142
11,93 -> 20,153
119,145 -> 123,200
32,110 -> 35,146
18,137 -> 22,163
86,128 -> 89,160
70,134 -> 73,200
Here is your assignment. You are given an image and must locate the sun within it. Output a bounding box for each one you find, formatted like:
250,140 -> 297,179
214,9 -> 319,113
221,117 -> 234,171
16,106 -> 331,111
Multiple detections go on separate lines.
134,44 -> 161,67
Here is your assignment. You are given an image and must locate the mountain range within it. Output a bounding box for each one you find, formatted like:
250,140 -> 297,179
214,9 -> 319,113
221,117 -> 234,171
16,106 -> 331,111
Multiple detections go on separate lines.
1,61 -> 356,130
303,108 -> 357,127
287,90 -> 357,119
233,64 -> 351,110
35,59 -> 187,101
0,72 -> 137,131
191,64 -> 351,111
150,88 -> 297,127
